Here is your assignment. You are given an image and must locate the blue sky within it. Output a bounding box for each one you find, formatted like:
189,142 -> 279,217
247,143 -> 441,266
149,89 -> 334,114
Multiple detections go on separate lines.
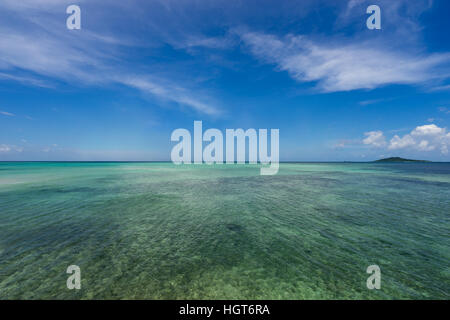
1,0 -> 450,161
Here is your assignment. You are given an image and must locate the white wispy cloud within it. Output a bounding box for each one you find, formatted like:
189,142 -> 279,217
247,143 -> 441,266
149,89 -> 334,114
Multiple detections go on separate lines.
1,0 -> 77,9
0,29 -> 100,83
0,72 -> 53,88
438,107 -> 450,114
430,84 -> 450,92
0,144 -> 23,153
42,145 -> 57,153
173,35 -> 234,50
363,131 -> 386,147
239,32 -> 450,92
0,144 -> 11,153
0,110 -> 15,116
0,1 -> 220,116
118,77 -> 221,116
333,139 -> 362,149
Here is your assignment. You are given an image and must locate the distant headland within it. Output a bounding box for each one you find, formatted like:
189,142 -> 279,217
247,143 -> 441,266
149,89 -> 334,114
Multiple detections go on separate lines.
374,157 -> 431,163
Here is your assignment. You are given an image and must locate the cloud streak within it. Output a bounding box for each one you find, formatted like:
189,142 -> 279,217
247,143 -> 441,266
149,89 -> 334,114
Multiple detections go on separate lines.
0,1 -> 220,116
0,110 -> 15,116
0,144 -> 23,153
239,32 -> 450,92
118,77 -> 221,115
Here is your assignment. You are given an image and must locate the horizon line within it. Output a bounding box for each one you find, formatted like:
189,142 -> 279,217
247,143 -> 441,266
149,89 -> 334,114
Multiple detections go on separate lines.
0,160 -> 446,163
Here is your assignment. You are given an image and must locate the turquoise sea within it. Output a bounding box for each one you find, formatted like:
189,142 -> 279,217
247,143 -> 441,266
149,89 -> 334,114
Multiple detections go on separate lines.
0,162 -> 449,299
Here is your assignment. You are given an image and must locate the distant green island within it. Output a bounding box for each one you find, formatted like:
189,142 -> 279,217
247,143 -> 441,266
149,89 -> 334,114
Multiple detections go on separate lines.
374,157 -> 431,163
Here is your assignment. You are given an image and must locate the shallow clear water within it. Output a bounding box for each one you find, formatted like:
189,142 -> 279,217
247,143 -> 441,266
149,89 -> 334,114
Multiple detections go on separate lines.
0,162 -> 449,299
